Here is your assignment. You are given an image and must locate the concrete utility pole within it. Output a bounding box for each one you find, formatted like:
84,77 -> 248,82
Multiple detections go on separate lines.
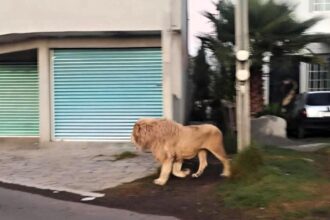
235,0 -> 251,151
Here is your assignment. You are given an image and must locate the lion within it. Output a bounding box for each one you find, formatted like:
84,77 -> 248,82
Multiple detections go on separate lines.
131,118 -> 231,186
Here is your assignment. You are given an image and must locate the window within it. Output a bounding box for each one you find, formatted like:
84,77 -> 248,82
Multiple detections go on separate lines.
308,62 -> 330,91
306,93 -> 330,105
311,0 -> 330,12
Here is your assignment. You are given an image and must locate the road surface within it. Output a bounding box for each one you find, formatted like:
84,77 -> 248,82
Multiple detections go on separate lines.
0,187 -> 178,220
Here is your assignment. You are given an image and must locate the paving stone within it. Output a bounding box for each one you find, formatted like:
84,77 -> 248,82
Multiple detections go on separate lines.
0,141 -> 158,196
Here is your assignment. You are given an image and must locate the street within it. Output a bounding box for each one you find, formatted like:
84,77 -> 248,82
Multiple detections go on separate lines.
0,187 -> 178,220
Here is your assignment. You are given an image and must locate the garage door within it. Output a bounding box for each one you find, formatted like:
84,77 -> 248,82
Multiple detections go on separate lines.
0,63 -> 39,136
52,48 -> 163,141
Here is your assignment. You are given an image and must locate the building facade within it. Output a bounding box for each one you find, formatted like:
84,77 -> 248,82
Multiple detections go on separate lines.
0,0 -> 188,142
295,0 -> 330,92
266,0 -> 330,105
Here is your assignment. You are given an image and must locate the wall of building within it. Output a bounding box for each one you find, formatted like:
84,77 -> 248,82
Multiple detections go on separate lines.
0,0 -> 188,142
292,0 -> 330,34
276,0 -> 330,93
290,0 -> 330,54
0,0 -> 183,35
161,0 -> 188,124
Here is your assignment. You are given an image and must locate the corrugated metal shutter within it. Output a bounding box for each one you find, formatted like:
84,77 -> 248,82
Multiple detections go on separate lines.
53,48 -> 163,141
0,63 -> 39,136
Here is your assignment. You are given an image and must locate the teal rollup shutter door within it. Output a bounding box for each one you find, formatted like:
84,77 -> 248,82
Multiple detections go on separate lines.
0,63 -> 39,136
53,48 -> 163,141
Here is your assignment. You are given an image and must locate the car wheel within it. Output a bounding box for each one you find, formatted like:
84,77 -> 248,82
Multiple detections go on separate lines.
297,127 -> 305,139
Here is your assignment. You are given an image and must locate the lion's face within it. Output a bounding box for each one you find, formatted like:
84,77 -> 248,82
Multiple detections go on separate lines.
131,119 -> 156,152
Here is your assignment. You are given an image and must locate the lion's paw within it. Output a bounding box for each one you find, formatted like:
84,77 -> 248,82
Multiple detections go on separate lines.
220,172 -> 231,178
183,168 -> 191,176
153,178 -> 167,186
191,173 -> 200,178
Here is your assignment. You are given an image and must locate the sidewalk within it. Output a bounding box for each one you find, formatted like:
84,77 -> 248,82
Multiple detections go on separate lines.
0,138 -> 158,198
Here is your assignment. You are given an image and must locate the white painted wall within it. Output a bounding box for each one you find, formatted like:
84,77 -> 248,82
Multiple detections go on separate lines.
0,0 -> 183,35
281,0 -> 330,93
0,0 -> 189,141
291,0 -> 330,34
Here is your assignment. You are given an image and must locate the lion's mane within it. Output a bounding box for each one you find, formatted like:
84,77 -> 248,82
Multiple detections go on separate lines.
132,118 -> 180,161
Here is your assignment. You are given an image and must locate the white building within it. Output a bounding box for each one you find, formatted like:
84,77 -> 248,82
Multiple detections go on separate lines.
295,0 -> 330,92
265,0 -> 330,105
0,0 -> 188,142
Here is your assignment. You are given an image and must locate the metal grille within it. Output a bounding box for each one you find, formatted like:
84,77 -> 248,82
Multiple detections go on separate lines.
0,63 -> 39,136
52,48 -> 163,141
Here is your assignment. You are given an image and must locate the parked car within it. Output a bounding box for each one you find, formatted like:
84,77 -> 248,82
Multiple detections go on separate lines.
286,91 -> 330,138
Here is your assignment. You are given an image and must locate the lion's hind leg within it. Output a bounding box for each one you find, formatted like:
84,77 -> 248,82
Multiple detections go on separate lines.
206,143 -> 231,177
192,150 -> 208,178
172,161 -> 191,178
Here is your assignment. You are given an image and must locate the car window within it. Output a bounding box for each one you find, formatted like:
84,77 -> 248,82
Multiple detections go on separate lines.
306,93 -> 330,106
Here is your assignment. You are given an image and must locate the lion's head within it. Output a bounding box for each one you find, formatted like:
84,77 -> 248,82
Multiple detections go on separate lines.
131,118 -> 180,152
131,118 -> 156,151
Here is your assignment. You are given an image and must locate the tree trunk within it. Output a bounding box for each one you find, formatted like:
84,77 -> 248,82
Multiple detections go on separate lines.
250,70 -> 264,114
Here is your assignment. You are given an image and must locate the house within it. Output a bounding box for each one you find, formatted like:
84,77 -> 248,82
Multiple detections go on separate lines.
295,0 -> 330,92
0,0 -> 188,142
267,0 -> 330,105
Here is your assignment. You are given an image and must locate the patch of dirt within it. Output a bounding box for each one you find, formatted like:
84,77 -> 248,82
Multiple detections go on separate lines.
253,198 -> 330,220
90,157 -> 248,220
0,157 -> 247,220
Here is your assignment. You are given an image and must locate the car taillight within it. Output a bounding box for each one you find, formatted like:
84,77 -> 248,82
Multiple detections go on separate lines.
300,108 -> 307,118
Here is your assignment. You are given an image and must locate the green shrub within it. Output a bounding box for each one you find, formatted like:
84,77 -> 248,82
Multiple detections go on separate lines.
230,145 -> 264,179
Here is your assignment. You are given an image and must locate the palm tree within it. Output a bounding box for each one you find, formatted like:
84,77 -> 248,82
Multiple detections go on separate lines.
201,0 -> 328,114
190,43 -> 212,121
192,44 -> 211,103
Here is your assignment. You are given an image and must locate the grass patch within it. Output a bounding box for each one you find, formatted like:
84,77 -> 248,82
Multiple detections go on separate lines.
283,210 -> 309,219
112,151 -> 138,161
218,145 -> 329,209
230,145 -> 263,179
283,206 -> 330,219
315,145 -> 330,155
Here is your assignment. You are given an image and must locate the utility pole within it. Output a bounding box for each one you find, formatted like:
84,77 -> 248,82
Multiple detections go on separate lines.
235,0 -> 251,151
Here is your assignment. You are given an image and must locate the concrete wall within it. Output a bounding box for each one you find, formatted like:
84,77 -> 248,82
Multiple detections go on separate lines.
0,0 -> 188,142
0,0 -> 188,122
0,0 -> 183,35
0,37 -> 164,142
161,0 -> 188,123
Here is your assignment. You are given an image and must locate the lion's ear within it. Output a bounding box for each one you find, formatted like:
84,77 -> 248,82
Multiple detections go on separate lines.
133,121 -> 150,146
131,123 -> 139,144
139,123 -> 150,137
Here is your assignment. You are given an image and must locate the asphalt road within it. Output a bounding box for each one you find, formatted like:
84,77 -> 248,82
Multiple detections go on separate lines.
0,187 -> 178,220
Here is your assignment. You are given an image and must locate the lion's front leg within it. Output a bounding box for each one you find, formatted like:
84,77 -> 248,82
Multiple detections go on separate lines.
192,150 -> 208,178
154,158 -> 174,186
172,161 -> 191,178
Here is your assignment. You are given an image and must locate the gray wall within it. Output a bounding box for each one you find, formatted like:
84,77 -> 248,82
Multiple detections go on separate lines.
0,0 -> 182,35
0,0 -> 189,138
